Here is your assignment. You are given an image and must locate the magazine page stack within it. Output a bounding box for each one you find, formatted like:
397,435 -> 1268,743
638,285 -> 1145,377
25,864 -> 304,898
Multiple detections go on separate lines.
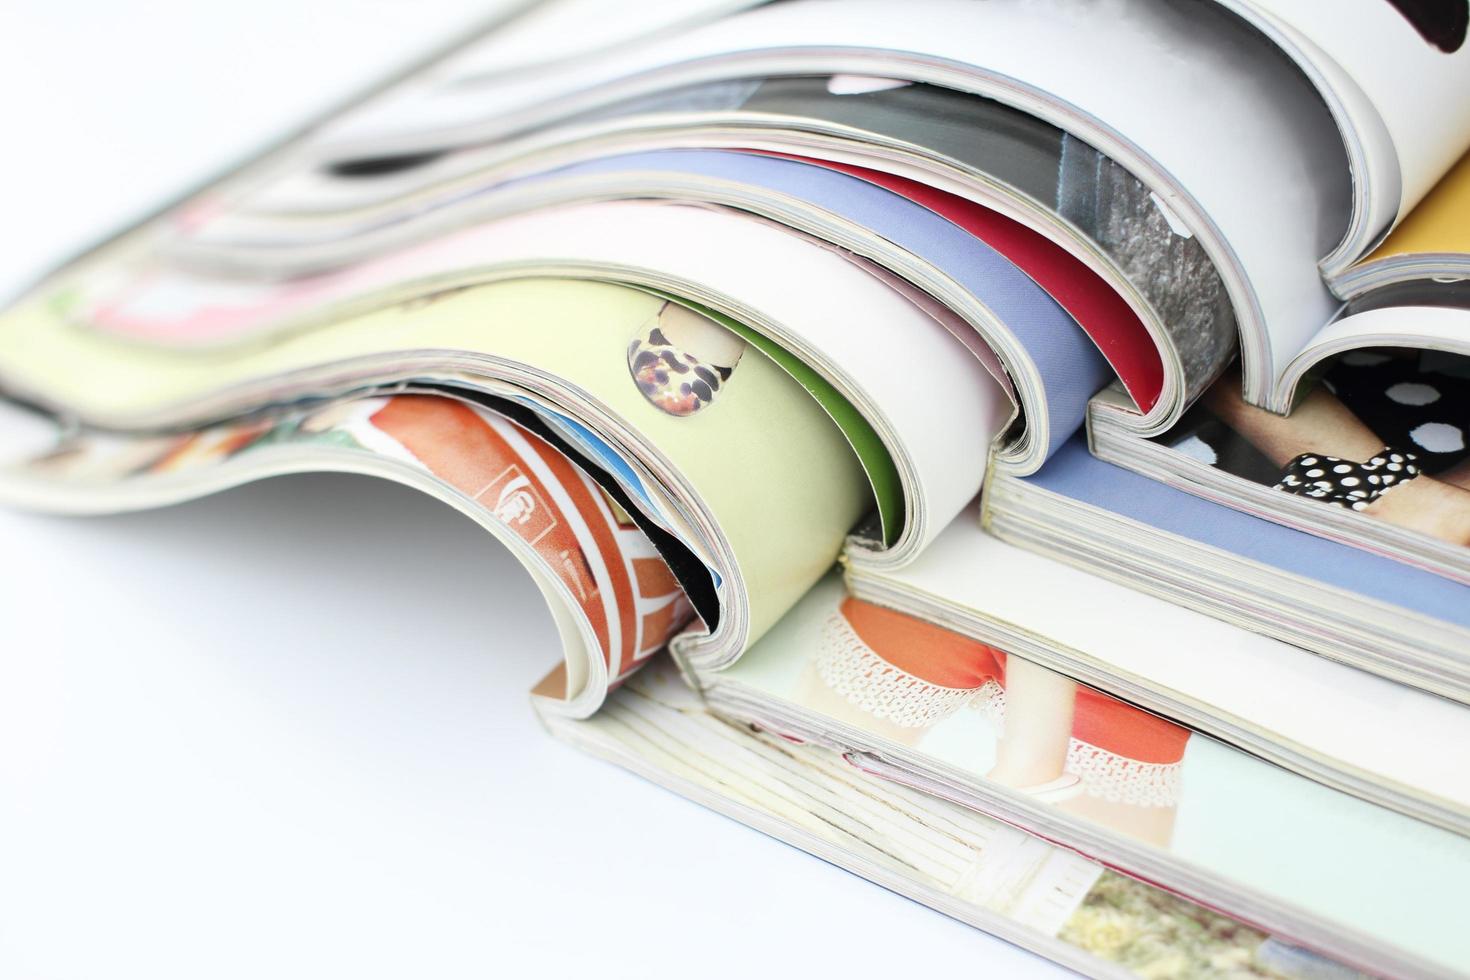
3,1 -> 1469,976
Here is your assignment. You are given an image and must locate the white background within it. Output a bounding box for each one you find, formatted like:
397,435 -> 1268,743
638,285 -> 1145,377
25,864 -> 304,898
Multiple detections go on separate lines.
0,4 -> 1065,978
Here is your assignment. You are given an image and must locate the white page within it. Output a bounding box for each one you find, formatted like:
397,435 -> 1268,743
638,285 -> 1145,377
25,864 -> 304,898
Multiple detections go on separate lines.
1223,0 -> 1470,246
1212,0 -> 1401,275
1278,303 -> 1470,401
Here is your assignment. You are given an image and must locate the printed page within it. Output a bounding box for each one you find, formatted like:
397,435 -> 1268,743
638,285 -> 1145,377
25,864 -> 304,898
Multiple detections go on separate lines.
557,657 -> 1367,979
76,195 -> 1012,555
1023,434 -> 1470,633
736,76 -> 1231,410
711,574 -> 1470,975
0,393 -> 693,715
193,76 -> 1223,418
1348,149 -> 1470,285
288,0 -> 1345,406
148,147 -> 1085,476
1154,343 -> 1470,576
847,514 -> 1470,832
0,278 -> 871,673
788,155 -> 1169,415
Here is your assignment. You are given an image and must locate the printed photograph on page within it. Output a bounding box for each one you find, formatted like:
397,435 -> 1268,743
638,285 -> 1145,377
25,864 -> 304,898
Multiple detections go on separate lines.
1161,351 -> 1470,553
716,570 -> 1470,942
606,660 -> 1362,979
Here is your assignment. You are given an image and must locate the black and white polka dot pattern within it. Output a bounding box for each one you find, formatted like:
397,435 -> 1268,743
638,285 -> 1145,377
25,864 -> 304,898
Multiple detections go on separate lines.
1274,448 -> 1420,512
1325,352 -> 1470,474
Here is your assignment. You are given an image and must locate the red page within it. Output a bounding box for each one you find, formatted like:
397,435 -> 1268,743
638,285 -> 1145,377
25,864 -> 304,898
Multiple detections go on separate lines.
756,152 -> 1164,412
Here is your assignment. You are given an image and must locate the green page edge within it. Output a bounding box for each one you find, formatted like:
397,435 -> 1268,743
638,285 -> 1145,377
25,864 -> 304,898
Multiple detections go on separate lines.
638,286 -> 902,549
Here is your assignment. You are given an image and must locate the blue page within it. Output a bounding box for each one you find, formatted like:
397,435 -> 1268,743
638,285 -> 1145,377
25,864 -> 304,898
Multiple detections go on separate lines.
1028,434 -> 1470,626
497,149 -> 1112,463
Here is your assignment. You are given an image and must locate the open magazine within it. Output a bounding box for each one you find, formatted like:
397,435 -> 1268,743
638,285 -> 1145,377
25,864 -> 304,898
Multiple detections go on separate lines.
1334,149 -> 1470,298
1088,161 -> 1470,585
697,574 -> 1470,977
846,509 -> 1470,837
0,274 -> 886,715
984,434 -> 1470,701
551,657 -> 1370,980
186,0 -> 1470,415
5,1 -> 1470,976
0,392 -> 1434,976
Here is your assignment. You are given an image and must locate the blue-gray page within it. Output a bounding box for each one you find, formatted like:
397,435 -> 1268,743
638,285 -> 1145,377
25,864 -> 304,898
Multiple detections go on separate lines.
1028,434 -> 1470,627
513,149 -> 1112,463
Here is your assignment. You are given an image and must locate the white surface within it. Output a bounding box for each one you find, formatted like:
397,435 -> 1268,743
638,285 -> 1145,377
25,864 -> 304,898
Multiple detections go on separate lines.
0,4 -> 1065,978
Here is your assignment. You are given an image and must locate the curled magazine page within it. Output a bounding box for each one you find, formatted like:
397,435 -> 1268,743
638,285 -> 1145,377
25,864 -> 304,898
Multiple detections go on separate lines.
844,514 -> 1470,837
128,146 -> 1090,476
55,191 -> 1014,557
1149,347 -> 1470,581
1217,0 -> 1470,244
272,0 -> 1348,409
175,75 -> 1228,422
988,433 -> 1470,701
0,393 -> 692,715
1336,150 -> 1470,298
0,277 -> 874,683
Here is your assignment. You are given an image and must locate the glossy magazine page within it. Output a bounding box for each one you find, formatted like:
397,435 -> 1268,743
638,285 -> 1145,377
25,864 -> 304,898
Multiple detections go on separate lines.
984,434 -> 1470,702
705,574 -> 1470,976
843,512 -> 1470,836
0,278 -> 875,683
550,657 -> 1368,980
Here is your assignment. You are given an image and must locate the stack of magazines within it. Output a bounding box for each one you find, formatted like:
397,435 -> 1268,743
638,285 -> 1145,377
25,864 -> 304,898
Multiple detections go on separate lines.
4,1 -> 1469,975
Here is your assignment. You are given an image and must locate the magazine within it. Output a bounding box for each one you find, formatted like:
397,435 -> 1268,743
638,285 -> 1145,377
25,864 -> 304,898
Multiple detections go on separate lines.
549,656 -> 1369,980
1093,341 -> 1470,584
52,193 -> 1025,562
0,390 -> 696,717
279,0 -> 1351,410
1215,0 -> 1470,283
0,278 -> 874,697
84,0 -> 1468,430
1085,144 -> 1470,581
182,75 -> 1226,428
844,507 -> 1470,836
125,144 -> 1104,476
1333,148 -> 1470,299
64,0 -> 1459,649
985,434 -> 1470,701
3,379 -> 1441,976
700,574 -> 1470,977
